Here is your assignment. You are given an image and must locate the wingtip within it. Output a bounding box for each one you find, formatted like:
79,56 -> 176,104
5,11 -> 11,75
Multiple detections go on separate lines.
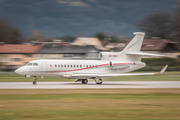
159,65 -> 168,74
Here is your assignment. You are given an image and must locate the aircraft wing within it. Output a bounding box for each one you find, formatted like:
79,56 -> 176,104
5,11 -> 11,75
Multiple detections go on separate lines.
71,73 -> 155,77
99,73 -> 155,77
71,65 -> 168,77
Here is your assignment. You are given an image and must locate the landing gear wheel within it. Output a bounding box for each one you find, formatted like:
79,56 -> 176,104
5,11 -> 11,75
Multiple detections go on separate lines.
96,79 -> 103,84
33,81 -> 37,85
82,79 -> 88,84
96,82 -> 102,84
33,76 -> 37,85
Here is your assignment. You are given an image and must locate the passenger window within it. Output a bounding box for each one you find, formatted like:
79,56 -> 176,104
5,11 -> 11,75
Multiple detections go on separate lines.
74,65 -> 75,68
80,65 -> 82,68
67,65 -> 69,68
64,65 -> 66,67
61,65 -> 63,68
58,65 -> 60,67
71,65 -> 72,68
86,65 -> 88,68
55,65 -> 57,67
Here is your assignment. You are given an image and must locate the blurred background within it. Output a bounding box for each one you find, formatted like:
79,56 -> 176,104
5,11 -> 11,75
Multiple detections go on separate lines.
0,1 -> 180,119
0,0 -> 180,71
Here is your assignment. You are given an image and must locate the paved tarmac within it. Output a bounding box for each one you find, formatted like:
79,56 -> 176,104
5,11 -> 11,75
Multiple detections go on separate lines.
0,81 -> 180,89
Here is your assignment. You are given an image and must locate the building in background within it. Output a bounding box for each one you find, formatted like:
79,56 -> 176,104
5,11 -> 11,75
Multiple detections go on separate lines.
72,37 -> 106,50
37,44 -> 100,60
0,44 -> 43,70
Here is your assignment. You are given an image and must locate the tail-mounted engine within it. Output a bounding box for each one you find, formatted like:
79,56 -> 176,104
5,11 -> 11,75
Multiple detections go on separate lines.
109,61 -> 132,69
99,52 -> 119,60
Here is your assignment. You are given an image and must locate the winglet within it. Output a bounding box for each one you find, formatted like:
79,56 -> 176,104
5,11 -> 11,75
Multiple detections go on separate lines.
159,65 -> 168,74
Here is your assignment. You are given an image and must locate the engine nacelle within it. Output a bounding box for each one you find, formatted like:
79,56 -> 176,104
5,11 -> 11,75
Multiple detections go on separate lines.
109,61 -> 132,69
99,52 -> 119,60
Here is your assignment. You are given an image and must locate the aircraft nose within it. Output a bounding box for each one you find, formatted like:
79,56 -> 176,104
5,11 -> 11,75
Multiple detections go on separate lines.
14,69 -> 20,74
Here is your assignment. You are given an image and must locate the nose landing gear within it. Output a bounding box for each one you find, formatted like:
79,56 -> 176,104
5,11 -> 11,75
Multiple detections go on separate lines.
33,76 -> 37,85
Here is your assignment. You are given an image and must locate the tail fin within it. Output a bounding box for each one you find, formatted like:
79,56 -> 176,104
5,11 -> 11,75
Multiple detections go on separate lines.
117,32 -> 145,62
122,32 -> 145,53
100,32 -> 163,62
119,32 -> 164,62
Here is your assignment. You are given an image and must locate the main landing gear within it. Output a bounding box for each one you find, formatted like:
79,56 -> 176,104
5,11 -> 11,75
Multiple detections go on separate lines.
75,78 -> 103,84
75,79 -> 88,84
82,79 -> 88,84
33,76 -> 37,85
95,79 -> 103,84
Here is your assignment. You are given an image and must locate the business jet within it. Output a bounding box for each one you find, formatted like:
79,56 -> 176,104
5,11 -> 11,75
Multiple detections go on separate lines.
15,32 -> 168,85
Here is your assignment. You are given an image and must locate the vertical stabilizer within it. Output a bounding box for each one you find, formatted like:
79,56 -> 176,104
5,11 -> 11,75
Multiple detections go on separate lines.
122,32 -> 145,53
99,32 -> 146,62
117,32 -> 145,62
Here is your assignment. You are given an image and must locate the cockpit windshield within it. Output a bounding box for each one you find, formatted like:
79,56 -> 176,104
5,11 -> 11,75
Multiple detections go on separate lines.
33,63 -> 38,66
26,63 -> 38,66
27,63 -> 32,66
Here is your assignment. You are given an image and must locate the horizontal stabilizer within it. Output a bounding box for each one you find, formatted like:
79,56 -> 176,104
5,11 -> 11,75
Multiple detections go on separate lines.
126,52 -> 165,57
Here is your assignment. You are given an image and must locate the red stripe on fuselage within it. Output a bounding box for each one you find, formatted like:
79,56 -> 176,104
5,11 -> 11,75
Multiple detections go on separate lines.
49,63 -> 133,73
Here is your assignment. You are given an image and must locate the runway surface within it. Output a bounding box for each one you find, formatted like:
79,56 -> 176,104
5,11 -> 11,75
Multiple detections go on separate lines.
0,81 -> 180,89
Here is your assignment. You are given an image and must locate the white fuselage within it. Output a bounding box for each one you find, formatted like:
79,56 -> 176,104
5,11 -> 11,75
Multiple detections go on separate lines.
15,59 -> 145,79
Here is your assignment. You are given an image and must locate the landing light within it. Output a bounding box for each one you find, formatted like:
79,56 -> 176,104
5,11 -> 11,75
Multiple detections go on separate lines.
63,75 -> 70,77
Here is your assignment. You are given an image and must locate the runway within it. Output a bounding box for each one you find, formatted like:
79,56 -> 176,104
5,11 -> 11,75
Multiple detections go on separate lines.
0,81 -> 180,89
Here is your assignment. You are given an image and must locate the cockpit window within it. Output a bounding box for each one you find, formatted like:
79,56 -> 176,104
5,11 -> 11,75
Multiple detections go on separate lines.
27,63 -> 32,66
26,63 -> 38,66
33,63 -> 38,66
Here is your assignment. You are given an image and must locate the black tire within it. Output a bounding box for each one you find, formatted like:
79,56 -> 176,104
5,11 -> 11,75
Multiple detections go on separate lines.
96,79 -> 103,84
96,82 -> 102,84
82,79 -> 88,84
33,81 -> 37,85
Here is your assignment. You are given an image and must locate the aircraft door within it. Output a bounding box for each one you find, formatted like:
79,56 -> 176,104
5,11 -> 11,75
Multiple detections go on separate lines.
41,62 -> 47,75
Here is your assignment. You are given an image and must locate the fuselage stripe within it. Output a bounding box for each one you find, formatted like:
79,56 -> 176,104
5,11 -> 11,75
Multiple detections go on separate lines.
49,63 -> 133,73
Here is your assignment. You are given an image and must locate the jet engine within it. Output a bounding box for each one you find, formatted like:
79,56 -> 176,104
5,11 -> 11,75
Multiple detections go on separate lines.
109,61 -> 131,69
99,52 -> 119,60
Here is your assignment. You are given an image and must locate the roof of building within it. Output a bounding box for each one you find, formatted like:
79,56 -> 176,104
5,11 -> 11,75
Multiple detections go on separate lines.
141,39 -> 172,51
0,44 -> 44,53
38,45 -> 100,54
72,37 -> 106,50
